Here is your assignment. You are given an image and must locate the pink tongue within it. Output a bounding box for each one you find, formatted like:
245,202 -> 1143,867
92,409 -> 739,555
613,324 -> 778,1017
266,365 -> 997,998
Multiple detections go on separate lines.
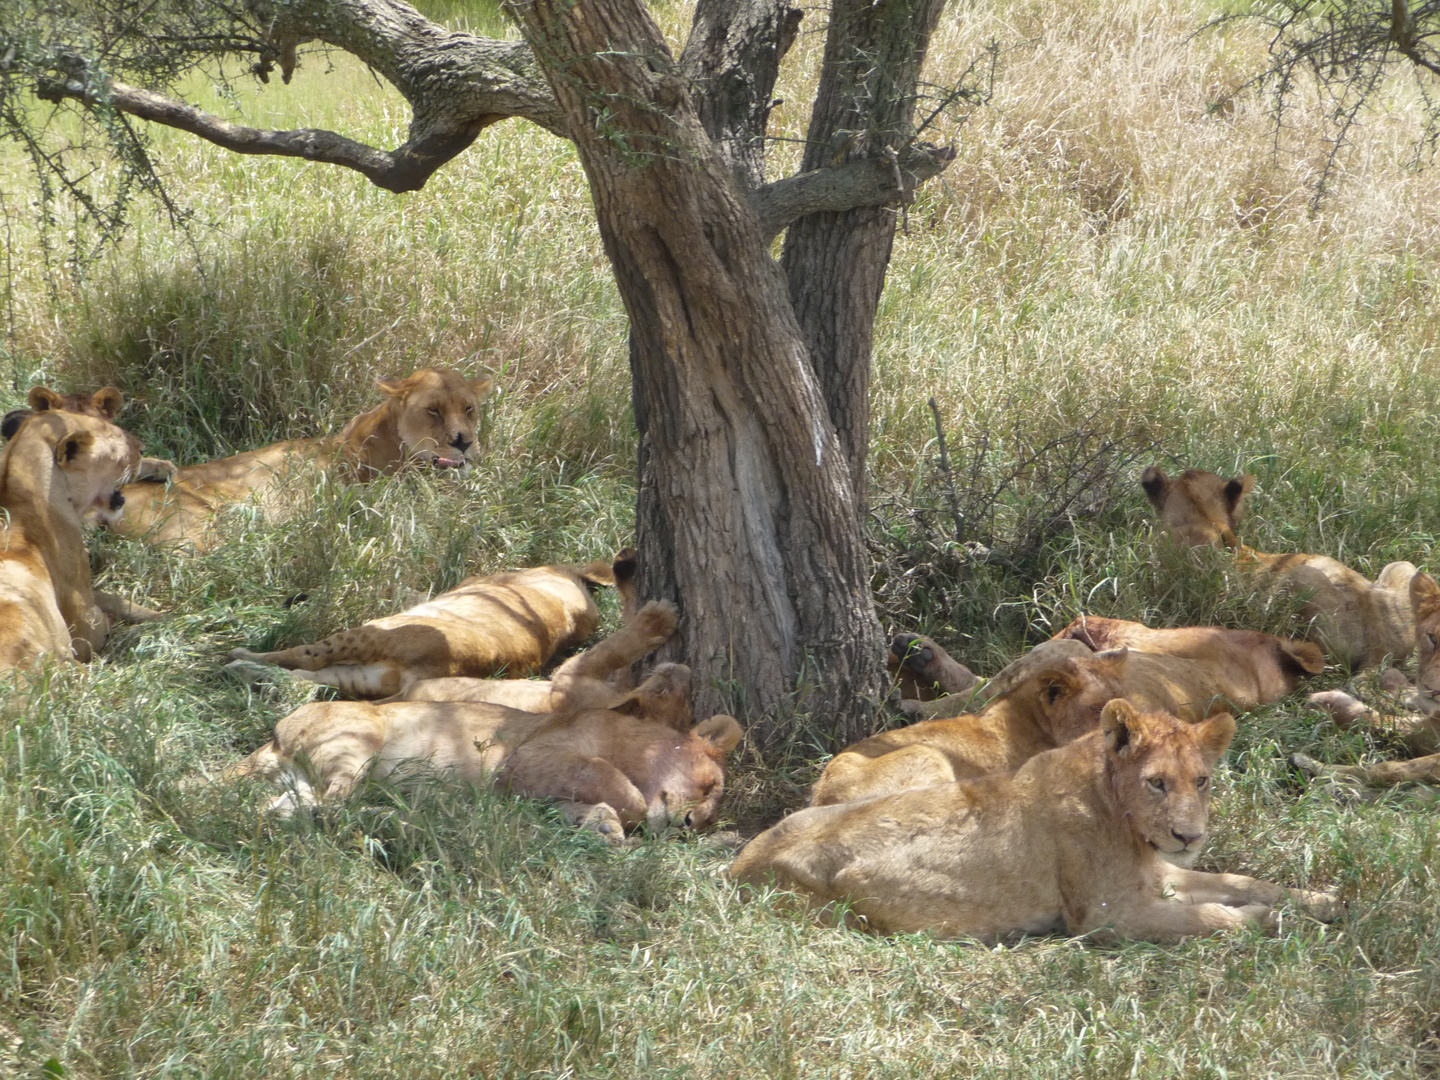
437,456 -> 461,467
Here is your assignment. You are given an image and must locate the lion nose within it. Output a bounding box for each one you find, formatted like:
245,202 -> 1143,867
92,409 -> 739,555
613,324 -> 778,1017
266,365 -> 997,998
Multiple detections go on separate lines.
449,432 -> 472,454
109,490 -> 125,511
1172,829 -> 1203,848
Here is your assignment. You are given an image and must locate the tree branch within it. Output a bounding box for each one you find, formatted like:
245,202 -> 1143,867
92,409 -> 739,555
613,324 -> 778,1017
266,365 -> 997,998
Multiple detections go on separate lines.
750,142 -> 955,240
36,73 -> 498,192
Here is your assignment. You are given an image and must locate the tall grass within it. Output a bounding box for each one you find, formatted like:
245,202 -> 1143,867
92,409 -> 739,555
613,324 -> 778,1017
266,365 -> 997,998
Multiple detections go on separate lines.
2,0 -> 1440,1074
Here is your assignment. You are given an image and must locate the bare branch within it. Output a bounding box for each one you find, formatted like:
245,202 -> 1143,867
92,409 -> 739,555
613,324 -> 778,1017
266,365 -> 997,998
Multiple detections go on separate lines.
750,141 -> 955,240
37,72 -> 495,192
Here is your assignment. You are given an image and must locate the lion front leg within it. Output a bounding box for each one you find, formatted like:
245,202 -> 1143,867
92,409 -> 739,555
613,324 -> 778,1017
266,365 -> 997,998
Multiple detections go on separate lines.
1160,865 -> 1341,922
501,750 -> 649,830
1080,897 -> 1278,942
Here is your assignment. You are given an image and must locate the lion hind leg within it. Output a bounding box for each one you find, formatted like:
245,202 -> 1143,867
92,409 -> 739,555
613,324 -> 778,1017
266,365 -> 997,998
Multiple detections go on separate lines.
811,744 -> 961,806
290,662 -> 403,699
550,600 -> 678,708
1296,750 -> 1440,788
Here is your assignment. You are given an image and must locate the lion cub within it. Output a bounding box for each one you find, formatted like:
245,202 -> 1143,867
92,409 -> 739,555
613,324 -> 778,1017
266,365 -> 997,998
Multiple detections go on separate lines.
734,701 -> 1340,943
1141,465 -> 1417,669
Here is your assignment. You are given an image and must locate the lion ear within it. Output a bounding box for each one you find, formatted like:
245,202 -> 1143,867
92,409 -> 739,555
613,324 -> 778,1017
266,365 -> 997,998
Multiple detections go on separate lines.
1193,712 -> 1237,760
1037,668 -> 1080,708
91,387 -> 125,419
375,375 -> 413,397
1278,639 -> 1326,676
1139,466 -> 1169,510
1,409 -> 31,440
1223,474 -> 1255,517
469,374 -> 495,400
55,429 -> 94,465
28,386 -> 65,412
1411,572 -> 1440,618
694,714 -> 743,752
1101,699 -> 1144,756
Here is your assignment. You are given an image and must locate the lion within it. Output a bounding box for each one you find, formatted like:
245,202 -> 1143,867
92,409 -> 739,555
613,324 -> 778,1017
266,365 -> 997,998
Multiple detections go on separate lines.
111,367 -> 494,548
1141,464 -> 1417,669
231,556 -> 621,698
812,621 -> 1324,808
733,700 -> 1340,943
2,385 -> 178,484
228,605 -> 745,840
0,411 -> 143,667
1294,571 -> 1440,788
399,548 -> 645,710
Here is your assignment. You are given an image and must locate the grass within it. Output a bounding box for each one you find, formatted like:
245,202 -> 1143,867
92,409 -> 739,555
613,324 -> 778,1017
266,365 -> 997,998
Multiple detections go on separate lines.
3,0 -> 1440,1074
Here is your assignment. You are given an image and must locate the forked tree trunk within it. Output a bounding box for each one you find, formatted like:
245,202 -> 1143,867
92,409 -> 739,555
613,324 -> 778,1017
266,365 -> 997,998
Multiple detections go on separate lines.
514,0 -> 888,746
781,0 -> 950,506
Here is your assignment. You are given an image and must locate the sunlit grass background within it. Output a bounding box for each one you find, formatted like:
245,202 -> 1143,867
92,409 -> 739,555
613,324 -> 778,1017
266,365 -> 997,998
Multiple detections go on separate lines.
2,0 -> 1439,1073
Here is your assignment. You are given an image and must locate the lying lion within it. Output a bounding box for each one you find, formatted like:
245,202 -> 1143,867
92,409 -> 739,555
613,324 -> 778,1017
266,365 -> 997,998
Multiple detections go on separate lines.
887,634 -> 978,702
1295,571 -> 1440,788
813,621 -> 1324,807
0,411 -> 142,667
1141,465 -> 1417,669
734,700 -> 1340,943
229,605 -> 744,839
112,367 -> 493,548
231,556 -> 620,698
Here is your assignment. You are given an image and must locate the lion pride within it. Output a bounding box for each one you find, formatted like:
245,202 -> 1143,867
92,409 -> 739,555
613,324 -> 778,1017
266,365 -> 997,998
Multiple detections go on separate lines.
229,604 -> 744,840
231,557 -> 620,698
0,411 -> 142,667
1142,465 -> 1417,669
733,701 -> 1339,943
112,367 -> 493,548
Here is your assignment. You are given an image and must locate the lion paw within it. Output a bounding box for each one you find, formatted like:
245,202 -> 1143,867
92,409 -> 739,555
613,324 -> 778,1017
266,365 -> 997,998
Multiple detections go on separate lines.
1307,690 -> 1370,727
1289,889 -> 1343,922
576,803 -> 627,844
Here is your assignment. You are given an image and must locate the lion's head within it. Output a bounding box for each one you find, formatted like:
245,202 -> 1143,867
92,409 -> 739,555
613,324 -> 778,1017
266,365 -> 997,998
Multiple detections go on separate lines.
1412,572 -> 1440,705
15,411 -> 141,527
1100,699 -> 1235,867
375,368 -> 494,471
1141,465 -> 1255,548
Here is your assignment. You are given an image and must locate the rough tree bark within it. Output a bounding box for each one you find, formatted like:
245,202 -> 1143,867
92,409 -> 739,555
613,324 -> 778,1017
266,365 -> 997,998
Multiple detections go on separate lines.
12,0 -> 958,745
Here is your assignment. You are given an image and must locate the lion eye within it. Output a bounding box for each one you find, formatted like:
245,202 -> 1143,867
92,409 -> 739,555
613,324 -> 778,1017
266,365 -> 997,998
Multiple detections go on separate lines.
1147,778 -> 1166,793
427,407 -> 442,418
465,405 -> 475,416
1428,633 -> 1438,649
1196,776 -> 1209,789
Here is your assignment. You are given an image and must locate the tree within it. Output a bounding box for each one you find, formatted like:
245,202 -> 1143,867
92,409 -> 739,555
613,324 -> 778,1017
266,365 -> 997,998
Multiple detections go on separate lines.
0,0 -> 976,745
1233,0 -> 1440,206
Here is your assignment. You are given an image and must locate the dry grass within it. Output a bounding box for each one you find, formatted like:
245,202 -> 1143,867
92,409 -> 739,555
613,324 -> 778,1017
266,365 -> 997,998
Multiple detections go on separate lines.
2,0 -> 1440,1074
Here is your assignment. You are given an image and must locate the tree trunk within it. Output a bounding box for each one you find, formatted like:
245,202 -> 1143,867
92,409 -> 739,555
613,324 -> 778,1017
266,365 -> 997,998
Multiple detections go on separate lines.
513,0 -> 887,747
781,0 -> 949,504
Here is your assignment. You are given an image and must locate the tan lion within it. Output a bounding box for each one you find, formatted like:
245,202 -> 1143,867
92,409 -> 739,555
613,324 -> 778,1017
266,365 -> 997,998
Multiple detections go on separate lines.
229,605 -> 744,839
112,367 -> 493,548
1141,465 -> 1417,669
1295,571 -> 1440,788
0,411 -> 142,667
231,556 -> 620,698
734,701 -> 1340,943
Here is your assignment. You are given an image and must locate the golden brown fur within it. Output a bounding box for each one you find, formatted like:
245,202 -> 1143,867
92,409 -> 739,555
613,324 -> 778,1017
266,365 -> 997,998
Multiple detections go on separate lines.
0,412 -> 141,667
1142,464 -> 1417,668
1296,572 -> 1440,788
228,608 -> 744,839
734,702 -> 1339,943
112,367 -> 493,548
232,557 -> 619,698
813,624 -> 1322,809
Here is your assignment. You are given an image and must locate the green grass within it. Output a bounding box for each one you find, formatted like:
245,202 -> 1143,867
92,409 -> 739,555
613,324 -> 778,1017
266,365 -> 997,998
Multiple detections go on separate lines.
3,0 -> 1440,1073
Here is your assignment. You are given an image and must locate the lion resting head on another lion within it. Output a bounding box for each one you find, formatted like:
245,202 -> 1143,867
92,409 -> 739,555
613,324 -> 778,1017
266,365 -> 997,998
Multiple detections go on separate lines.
227,602 -> 746,840
734,701 -> 1339,943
